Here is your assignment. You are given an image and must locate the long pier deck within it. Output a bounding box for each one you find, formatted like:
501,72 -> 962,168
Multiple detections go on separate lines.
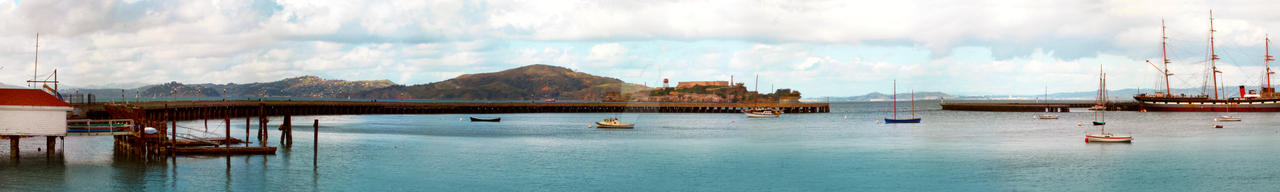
940,102 -> 1139,112
85,100 -> 830,121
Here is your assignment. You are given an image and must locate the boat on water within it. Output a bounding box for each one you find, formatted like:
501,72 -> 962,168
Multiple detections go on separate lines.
884,80 -> 922,124
595,118 -> 634,129
742,74 -> 783,118
1135,11 -> 1280,112
1093,67 -> 1107,126
1214,116 -> 1241,122
469,117 -> 501,122
1034,114 -> 1059,119
542,98 -> 557,103
743,108 -> 782,118
1086,131 -> 1133,143
1035,86 -> 1059,119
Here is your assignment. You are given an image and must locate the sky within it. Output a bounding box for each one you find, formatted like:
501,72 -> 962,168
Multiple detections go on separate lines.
1,0 -> 1280,97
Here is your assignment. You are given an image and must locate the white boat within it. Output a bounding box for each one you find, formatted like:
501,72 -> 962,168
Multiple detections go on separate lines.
1035,86 -> 1058,119
595,118 -> 634,129
1085,132 -> 1133,143
1214,116 -> 1241,122
1034,114 -> 1059,119
743,108 -> 782,118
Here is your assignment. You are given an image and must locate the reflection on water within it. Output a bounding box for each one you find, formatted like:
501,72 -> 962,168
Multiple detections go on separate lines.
3,101 -> 1280,191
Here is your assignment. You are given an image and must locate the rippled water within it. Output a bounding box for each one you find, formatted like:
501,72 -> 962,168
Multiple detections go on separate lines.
4,101 -> 1280,191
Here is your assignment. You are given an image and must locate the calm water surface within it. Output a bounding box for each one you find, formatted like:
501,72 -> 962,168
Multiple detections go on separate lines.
3,101 -> 1280,191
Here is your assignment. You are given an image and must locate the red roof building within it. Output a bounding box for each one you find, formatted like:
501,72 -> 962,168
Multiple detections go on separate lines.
0,88 -> 72,107
1,88 -> 71,136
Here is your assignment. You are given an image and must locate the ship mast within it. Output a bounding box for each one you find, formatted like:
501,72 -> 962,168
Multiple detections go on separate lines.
1267,34 -> 1275,93
1161,19 -> 1173,96
1210,10 -> 1222,99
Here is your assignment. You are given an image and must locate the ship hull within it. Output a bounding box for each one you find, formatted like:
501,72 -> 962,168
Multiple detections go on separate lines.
1134,96 -> 1280,112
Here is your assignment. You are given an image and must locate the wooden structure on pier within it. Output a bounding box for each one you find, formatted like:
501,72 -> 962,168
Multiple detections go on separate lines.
93,100 -> 831,121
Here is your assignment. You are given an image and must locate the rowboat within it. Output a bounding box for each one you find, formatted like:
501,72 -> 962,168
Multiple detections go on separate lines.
469,117 -> 501,122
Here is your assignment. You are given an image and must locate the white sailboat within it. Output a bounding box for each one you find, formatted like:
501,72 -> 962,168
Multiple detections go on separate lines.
1035,86 -> 1059,119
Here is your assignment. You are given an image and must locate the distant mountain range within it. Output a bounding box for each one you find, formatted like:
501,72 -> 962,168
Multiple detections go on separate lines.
60,64 -> 648,101
349,64 -> 646,100
66,76 -> 395,98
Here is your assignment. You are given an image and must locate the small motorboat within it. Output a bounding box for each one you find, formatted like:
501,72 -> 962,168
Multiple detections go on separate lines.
743,108 -> 782,118
1085,133 -> 1133,143
469,117 -> 501,122
884,117 -> 922,124
1035,114 -> 1059,119
1214,124 -> 1224,128
1214,116 -> 1241,122
595,118 -> 634,129
1092,121 -> 1106,126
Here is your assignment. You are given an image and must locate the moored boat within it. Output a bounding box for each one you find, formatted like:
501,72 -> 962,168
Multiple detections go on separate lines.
469,117 -> 501,122
1214,116 -> 1241,122
883,80 -> 922,124
743,108 -> 781,118
1085,133 -> 1133,143
1135,12 -> 1280,112
595,118 -> 634,129
1034,114 -> 1059,119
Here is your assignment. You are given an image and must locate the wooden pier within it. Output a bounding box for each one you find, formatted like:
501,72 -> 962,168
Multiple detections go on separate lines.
939,102 -> 1138,112
86,100 -> 831,121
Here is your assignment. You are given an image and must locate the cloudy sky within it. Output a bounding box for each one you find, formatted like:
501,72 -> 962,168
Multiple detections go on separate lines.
1,0 -> 1279,97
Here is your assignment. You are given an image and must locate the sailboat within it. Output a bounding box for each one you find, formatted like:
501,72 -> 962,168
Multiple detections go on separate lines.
884,80 -> 922,123
1035,86 -> 1059,119
1092,67 -> 1107,126
1085,124 -> 1133,143
743,74 -> 782,118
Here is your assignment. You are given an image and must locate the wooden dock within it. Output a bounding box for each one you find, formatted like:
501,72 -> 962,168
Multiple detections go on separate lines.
939,102 -> 1138,112
86,100 -> 831,121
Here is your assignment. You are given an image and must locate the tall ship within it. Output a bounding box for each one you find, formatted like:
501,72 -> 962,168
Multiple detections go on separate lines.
1134,11 -> 1280,112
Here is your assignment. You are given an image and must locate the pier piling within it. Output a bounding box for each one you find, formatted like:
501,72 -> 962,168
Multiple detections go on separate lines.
46,136 -> 56,156
9,136 -> 18,158
313,119 -> 318,169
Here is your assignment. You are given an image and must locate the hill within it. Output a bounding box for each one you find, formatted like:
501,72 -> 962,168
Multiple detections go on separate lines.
66,76 -> 395,98
349,64 -> 647,100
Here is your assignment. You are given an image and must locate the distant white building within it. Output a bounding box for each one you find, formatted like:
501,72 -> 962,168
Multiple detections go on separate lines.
0,88 -> 72,136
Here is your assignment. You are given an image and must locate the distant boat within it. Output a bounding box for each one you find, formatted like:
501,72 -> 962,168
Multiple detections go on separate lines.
595,118 -> 634,129
743,74 -> 782,118
743,107 -> 782,118
1092,66 -> 1107,126
1214,116 -> 1241,122
884,80 -> 922,124
542,98 -> 557,103
1035,86 -> 1058,119
1085,131 -> 1133,143
469,117 -> 501,122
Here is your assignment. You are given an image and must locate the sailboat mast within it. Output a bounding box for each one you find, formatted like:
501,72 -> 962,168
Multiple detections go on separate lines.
1210,10 -> 1221,99
910,90 -> 915,117
892,80 -> 898,119
32,33 -> 38,88
1102,73 -> 1106,121
1267,34 -> 1274,92
1162,19 -> 1173,96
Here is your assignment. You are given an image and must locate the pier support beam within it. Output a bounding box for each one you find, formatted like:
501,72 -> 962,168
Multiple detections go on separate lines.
46,136 -> 56,156
9,136 -> 18,158
280,115 -> 292,146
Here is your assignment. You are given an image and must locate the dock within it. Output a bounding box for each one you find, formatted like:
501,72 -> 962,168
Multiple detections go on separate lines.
940,102 -> 1139,112
80,100 -> 831,121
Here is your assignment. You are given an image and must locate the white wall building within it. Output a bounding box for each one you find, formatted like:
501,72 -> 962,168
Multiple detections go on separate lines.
0,88 -> 72,136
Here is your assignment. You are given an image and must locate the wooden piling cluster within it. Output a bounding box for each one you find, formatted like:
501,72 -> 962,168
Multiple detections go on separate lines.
94,100 -> 830,122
